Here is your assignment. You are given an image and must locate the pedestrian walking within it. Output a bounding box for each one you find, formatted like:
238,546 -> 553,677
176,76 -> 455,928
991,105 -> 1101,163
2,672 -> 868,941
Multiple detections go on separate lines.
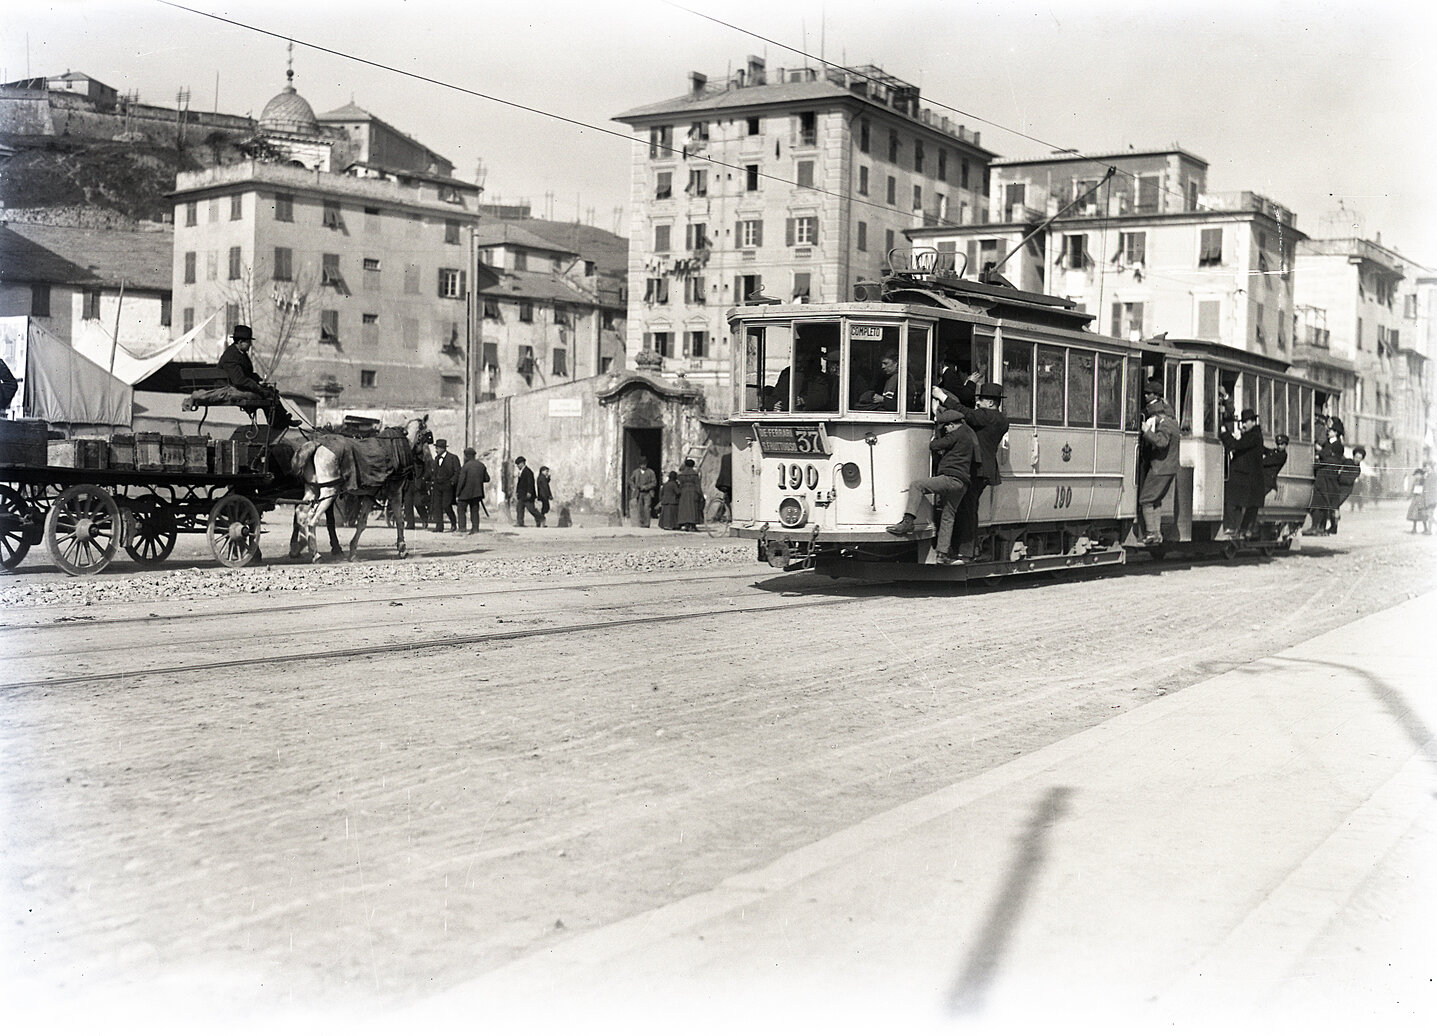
455,447 -> 490,534
429,439 -> 459,532
658,471 -> 680,530
513,456 -> 543,527
676,458 -> 704,531
1407,464 -> 1434,534
628,459 -> 657,527
536,465 -> 553,528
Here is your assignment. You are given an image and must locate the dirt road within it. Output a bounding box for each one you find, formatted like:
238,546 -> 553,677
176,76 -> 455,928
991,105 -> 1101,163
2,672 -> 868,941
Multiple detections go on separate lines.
1,506 -> 1433,1025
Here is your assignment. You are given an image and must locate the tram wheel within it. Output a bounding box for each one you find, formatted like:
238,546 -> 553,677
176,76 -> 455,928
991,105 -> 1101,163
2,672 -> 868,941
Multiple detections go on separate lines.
124,494 -> 178,565
0,485 -> 36,571
1221,541 -> 1239,561
207,495 -> 262,568
45,484 -> 122,576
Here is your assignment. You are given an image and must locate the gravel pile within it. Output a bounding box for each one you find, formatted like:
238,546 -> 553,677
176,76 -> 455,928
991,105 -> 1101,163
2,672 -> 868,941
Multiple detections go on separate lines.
0,542 -> 758,610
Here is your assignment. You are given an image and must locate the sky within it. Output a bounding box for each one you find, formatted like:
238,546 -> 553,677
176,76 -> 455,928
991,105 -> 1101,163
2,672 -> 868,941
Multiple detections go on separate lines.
5,0 -> 1435,263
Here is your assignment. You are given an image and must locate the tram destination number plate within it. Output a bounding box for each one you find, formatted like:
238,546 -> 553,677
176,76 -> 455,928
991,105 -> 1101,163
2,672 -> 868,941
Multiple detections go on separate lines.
753,422 -> 830,457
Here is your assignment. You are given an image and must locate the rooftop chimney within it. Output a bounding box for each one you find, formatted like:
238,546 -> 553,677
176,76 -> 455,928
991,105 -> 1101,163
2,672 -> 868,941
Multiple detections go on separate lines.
746,55 -> 766,85
689,71 -> 707,96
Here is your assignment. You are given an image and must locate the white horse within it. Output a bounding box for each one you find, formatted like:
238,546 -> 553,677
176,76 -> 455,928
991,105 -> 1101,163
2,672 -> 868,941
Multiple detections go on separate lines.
290,417 -> 428,562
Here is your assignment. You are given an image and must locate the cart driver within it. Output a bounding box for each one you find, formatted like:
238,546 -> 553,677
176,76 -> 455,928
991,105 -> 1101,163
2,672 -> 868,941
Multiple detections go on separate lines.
218,324 -> 293,432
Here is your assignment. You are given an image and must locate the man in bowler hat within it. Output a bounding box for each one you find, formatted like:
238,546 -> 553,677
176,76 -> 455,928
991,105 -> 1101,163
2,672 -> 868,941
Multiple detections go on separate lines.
218,324 -> 292,433
429,438 -> 460,532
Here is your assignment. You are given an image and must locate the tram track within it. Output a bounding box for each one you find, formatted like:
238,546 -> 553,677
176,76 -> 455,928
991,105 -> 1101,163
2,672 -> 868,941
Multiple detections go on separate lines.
0,568 -> 756,634
0,595 -> 854,692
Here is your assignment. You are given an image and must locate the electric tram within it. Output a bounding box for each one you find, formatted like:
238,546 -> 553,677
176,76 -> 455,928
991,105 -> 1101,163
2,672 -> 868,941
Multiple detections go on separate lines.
723,249 -> 1334,581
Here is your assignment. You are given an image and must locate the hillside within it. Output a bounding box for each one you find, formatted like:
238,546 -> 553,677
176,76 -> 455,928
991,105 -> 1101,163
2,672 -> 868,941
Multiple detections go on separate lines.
0,136 -> 207,222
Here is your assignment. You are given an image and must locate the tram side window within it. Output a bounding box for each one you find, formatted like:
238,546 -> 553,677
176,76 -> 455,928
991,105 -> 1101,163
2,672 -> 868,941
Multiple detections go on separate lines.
905,325 -> 930,414
1176,364 -> 1195,433
848,323 -> 901,410
1096,354 -> 1124,429
1273,379 -> 1289,439
1035,345 -> 1066,425
1003,341 -> 1034,421
1127,357 -> 1143,430
743,325 -> 794,412
790,321 -> 841,413
1212,368 -> 1239,431
935,322 -> 977,395
1299,386 -> 1313,440
1258,377 -> 1273,432
1068,349 -> 1096,427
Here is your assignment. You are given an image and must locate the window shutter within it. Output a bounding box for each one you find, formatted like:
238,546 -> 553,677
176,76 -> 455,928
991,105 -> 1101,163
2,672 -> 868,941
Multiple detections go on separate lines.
643,332 -> 652,352
811,220 -> 819,246
437,269 -> 445,297
786,218 -> 795,246
967,242 -> 979,277
735,221 -> 742,246
459,270 -> 467,296
754,221 -> 763,247
1133,303 -> 1144,334
1112,302 -> 1123,336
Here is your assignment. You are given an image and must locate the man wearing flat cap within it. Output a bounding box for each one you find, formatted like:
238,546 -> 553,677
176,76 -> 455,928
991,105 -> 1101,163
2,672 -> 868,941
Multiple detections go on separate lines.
218,324 -> 292,433
886,408 -> 979,564
1219,405 -> 1265,539
429,438 -> 460,532
1137,379 -> 1181,546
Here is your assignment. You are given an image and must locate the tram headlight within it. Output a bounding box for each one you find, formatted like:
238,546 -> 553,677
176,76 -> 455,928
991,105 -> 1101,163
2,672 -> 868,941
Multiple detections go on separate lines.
778,496 -> 807,528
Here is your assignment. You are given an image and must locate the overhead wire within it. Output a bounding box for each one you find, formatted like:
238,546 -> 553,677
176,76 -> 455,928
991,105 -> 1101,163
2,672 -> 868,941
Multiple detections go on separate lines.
154,0 -> 986,236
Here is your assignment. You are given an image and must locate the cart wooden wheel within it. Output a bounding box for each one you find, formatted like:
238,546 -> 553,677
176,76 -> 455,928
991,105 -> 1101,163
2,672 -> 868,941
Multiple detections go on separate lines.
207,494 -> 262,568
124,494 -> 178,565
0,485 -> 36,570
44,483 -> 122,576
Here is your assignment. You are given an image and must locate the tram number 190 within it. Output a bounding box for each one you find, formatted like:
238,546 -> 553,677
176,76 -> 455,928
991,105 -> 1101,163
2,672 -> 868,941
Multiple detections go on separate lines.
1053,485 -> 1073,509
778,463 -> 820,490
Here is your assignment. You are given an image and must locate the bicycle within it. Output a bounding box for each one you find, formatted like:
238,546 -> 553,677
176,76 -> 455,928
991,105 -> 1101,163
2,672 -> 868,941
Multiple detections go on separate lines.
704,494 -> 732,537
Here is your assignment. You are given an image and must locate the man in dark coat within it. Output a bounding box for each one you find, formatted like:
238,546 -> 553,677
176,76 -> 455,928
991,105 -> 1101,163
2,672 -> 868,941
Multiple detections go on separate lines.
937,382 -> 1009,560
536,465 -> 553,527
1262,435 -> 1290,497
513,456 -> 543,527
455,447 -> 490,534
627,459 -> 657,527
886,409 -> 979,563
429,439 -> 460,532
1219,407 -> 1266,538
1137,380 -> 1182,545
217,324 -> 292,432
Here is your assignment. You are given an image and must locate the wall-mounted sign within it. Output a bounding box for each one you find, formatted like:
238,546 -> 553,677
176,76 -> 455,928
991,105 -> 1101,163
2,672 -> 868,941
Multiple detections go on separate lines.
548,398 -> 582,418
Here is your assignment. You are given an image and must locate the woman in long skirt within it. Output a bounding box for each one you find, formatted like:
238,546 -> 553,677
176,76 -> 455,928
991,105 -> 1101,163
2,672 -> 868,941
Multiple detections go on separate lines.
1408,465 -> 1434,534
675,459 -> 704,531
658,472 -> 680,530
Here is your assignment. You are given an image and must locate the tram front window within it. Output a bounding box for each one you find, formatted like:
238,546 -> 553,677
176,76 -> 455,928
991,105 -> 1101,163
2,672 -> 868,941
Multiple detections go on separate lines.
790,322 -> 841,413
849,323 -> 901,410
743,324 -> 793,412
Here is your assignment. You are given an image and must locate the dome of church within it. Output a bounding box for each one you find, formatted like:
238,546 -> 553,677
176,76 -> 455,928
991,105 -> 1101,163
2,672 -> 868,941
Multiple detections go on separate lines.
259,72 -> 319,136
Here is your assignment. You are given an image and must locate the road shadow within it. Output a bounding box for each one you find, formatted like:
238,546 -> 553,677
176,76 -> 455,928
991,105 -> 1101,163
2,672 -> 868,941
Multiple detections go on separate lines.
946,785 -> 1076,1016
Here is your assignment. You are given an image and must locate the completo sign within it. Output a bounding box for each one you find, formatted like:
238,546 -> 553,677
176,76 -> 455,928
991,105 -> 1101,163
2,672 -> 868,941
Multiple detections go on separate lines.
849,324 -> 888,341
548,398 -> 582,418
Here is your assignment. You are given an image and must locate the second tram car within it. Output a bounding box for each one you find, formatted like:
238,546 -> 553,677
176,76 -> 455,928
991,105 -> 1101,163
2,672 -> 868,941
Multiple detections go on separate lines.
724,251 -> 1333,580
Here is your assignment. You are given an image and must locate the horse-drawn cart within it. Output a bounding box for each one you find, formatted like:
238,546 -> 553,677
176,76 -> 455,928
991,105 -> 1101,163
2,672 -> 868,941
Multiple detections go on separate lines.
0,460 -> 291,576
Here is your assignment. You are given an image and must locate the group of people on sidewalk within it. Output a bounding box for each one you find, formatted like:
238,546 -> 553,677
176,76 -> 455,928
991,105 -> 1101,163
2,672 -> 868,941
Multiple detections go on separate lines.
627,457 -> 710,531
405,443 -> 557,533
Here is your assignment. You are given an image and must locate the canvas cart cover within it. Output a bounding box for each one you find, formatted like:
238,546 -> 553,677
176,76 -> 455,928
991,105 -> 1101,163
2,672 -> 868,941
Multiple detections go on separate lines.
0,316 -> 131,426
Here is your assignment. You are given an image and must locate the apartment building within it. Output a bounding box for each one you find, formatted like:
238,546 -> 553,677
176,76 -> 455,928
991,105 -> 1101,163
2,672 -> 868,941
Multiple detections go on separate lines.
907,149 -> 1304,359
1294,238 -> 1430,484
170,158 -> 480,408
473,222 -> 625,401
614,57 -> 994,399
